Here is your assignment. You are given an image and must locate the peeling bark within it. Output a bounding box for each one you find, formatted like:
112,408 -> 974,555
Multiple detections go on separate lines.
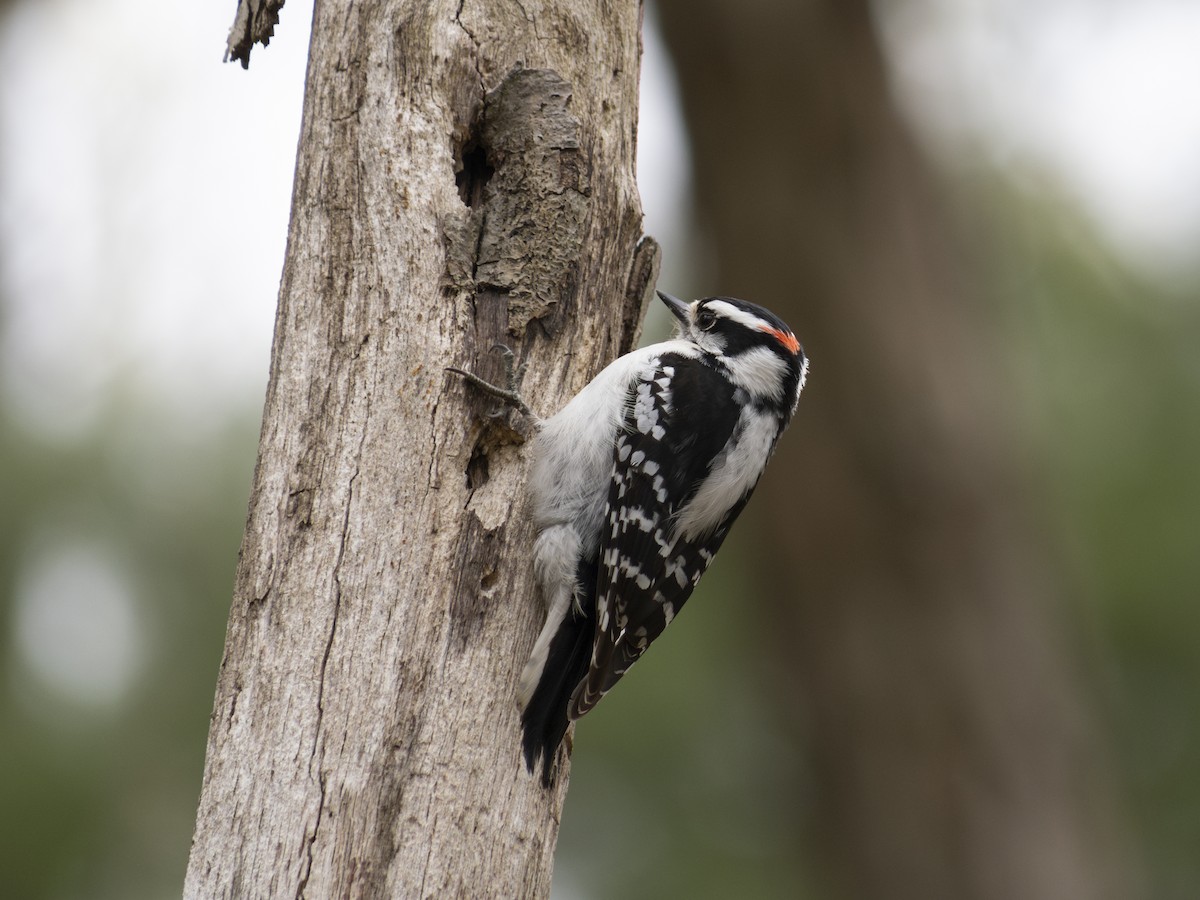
187,1 -> 656,896
224,0 -> 286,68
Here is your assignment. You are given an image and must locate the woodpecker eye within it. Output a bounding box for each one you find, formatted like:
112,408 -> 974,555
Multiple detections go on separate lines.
696,309 -> 717,331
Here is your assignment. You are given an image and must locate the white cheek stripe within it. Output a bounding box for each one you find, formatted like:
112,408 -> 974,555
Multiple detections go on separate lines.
703,299 -> 771,332
723,346 -> 787,401
704,299 -> 800,355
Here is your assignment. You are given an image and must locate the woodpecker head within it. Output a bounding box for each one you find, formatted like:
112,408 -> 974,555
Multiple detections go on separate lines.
658,291 -> 807,415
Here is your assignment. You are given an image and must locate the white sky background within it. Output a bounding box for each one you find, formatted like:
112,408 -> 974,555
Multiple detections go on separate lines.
0,0 -> 313,440
0,0 -> 1198,710
878,0 -> 1200,279
2,0 -> 1198,443
0,0 -> 697,440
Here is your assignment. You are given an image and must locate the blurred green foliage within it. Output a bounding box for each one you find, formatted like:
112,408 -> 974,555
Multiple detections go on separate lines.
992,185 -> 1200,898
556,176 -> 1200,896
557,549 -> 819,900
1,181 -> 1198,899
0,407 -> 259,899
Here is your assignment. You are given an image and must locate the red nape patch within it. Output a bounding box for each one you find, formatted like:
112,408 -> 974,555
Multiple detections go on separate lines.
765,327 -> 801,355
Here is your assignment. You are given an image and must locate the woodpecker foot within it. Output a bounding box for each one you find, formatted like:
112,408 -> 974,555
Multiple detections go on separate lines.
446,345 -> 533,418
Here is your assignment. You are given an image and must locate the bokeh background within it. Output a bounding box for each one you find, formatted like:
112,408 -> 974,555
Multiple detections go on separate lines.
2,0 -> 1197,897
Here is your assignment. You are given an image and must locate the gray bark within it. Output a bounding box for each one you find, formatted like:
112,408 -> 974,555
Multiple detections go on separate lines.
186,1 -> 655,896
225,0 -> 285,67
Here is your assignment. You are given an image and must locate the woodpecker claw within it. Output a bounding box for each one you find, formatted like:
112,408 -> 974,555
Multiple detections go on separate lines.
446,345 -> 533,417
490,344 -> 527,395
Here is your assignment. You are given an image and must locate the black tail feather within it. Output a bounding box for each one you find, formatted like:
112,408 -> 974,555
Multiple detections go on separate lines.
520,559 -> 598,786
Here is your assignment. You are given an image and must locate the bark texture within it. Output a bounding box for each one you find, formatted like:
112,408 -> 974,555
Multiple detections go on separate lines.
656,2 -> 1134,899
186,1 -> 655,896
225,0 -> 285,68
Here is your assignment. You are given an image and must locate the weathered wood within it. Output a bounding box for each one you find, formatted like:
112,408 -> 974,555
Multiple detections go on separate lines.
187,1 -> 655,896
225,0 -> 286,68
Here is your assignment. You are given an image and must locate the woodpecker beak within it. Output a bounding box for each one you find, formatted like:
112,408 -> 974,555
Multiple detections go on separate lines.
656,291 -> 691,326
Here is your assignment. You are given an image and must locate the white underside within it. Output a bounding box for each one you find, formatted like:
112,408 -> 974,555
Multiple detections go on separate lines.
673,405 -> 778,541
528,339 -> 698,542
519,340 -> 698,709
518,334 -> 791,709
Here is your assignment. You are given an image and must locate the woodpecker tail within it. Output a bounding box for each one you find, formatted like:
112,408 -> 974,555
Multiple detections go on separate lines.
518,559 -> 598,786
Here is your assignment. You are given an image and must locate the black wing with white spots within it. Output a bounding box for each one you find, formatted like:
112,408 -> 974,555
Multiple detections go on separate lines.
568,352 -> 751,718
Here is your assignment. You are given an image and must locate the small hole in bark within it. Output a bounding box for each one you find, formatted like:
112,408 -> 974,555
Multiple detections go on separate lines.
466,440 -> 490,489
456,139 -> 494,208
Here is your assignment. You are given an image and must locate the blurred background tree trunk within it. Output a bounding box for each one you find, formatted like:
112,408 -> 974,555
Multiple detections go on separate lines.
655,2 -> 1135,898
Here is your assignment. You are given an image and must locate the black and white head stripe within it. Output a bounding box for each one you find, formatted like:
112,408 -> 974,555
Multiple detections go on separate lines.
694,297 -> 803,355
669,295 -> 807,420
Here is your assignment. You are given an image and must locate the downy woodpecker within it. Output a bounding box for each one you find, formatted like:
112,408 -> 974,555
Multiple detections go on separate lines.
452,291 -> 807,784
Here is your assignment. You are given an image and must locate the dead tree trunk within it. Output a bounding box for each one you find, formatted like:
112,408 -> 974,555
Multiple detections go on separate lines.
185,1 -> 656,896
